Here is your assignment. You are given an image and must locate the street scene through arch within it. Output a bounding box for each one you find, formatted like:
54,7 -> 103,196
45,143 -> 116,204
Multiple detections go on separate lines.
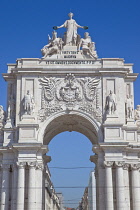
0,12 -> 140,210
48,131 -> 95,209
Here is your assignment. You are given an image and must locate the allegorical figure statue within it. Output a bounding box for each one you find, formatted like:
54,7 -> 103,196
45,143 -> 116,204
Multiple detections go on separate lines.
126,95 -> 133,119
79,32 -> 97,59
23,90 -> 35,115
55,12 -> 87,46
106,90 -> 117,115
134,105 -> 140,120
41,31 -> 63,58
0,106 -> 5,121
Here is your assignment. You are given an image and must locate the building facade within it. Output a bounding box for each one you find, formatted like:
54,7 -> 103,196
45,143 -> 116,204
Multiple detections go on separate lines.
0,13 -> 140,209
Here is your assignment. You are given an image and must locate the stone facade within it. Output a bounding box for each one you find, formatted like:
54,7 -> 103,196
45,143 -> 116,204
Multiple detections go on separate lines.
0,13 -> 140,210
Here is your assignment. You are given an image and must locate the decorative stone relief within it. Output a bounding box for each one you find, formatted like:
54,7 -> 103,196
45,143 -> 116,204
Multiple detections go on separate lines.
38,73 -> 101,122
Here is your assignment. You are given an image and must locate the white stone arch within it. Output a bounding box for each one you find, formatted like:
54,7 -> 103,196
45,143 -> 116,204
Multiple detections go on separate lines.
38,110 -> 103,145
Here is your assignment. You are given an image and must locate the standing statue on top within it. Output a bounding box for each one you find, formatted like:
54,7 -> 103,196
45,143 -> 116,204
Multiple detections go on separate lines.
54,12 -> 88,46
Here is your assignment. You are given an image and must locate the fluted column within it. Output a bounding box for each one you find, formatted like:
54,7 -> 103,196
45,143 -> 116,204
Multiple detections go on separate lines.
115,161 -> 125,210
131,164 -> 140,210
11,164 -> 18,210
27,162 -> 36,210
36,163 -> 44,209
104,161 -> 114,210
16,162 -> 26,210
0,164 -> 10,210
123,163 -> 130,210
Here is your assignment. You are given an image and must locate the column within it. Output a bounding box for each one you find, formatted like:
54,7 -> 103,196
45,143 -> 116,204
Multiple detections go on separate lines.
115,161 -> 125,210
131,164 -> 140,210
16,162 -> 26,210
123,163 -> 130,210
0,164 -> 10,210
36,163 -> 44,210
11,164 -> 18,210
104,161 -> 114,210
27,162 -> 36,210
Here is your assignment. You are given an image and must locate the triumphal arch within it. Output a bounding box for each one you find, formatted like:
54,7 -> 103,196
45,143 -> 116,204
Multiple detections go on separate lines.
0,13 -> 140,210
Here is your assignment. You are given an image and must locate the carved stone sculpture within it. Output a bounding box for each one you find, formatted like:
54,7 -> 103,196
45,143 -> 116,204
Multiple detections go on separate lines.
106,90 -> 117,115
56,13 -> 87,46
39,74 -> 101,122
41,31 -> 63,58
0,105 -> 5,129
134,105 -> 140,120
79,32 -> 97,59
126,95 -> 133,119
0,106 -> 5,121
23,90 -> 35,115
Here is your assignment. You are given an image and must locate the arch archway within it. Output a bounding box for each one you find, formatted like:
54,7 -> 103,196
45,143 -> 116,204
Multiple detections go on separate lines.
38,111 -> 103,145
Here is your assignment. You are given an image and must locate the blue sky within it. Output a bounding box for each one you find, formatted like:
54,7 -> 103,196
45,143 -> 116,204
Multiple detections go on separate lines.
0,0 -> 140,208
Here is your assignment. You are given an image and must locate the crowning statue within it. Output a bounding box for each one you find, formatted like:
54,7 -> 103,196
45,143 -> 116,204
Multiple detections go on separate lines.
41,13 -> 98,59
56,12 -> 86,46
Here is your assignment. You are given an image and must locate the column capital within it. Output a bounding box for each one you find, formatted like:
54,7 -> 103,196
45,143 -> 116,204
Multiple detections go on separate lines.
16,161 -> 26,169
28,161 -> 37,168
115,161 -> 125,167
104,161 -> 114,167
131,163 -> 140,170
123,163 -> 130,170
36,163 -> 44,170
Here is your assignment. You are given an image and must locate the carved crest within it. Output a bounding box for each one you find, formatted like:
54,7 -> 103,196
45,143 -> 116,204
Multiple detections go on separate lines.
39,74 -> 101,122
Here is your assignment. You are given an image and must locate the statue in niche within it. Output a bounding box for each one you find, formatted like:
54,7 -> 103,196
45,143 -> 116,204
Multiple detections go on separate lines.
23,90 -> 35,115
41,31 -> 63,58
134,105 -> 140,120
54,12 -> 88,46
78,32 -> 97,59
0,106 -> 5,121
106,90 -> 117,115
126,95 -> 133,119
7,95 -> 15,120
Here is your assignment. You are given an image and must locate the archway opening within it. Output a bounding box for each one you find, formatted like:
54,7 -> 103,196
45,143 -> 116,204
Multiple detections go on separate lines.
42,113 -> 99,209
47,131 -> 95,209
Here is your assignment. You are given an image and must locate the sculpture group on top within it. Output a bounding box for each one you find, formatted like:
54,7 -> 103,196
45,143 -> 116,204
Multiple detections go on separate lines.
41,13 -> 97,59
